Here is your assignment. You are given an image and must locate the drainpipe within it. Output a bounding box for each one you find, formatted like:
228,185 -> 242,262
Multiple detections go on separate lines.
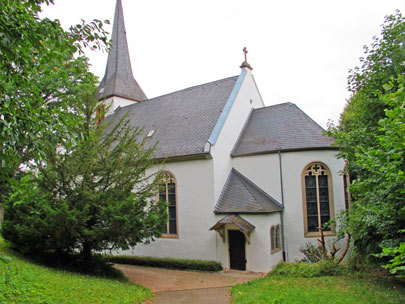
278,150 -> 286,262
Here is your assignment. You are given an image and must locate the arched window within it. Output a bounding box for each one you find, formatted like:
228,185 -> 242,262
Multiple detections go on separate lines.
158,172 -> 178,237
270,224 -> 281,254
302,162 -> 335,237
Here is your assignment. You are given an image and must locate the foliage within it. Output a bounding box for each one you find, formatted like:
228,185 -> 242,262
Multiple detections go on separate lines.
347,10 -> 405,95
0,238 -> 152,304
375,240 -> 405,278
270,261 -> 344,278
105,255 -> 223,272
300,227 -> 350,264
1,92 -> 167,260
328,11 -> 405,261
0,0 -> 109,184
231,270 -> 405,304
300,242 -> 324,263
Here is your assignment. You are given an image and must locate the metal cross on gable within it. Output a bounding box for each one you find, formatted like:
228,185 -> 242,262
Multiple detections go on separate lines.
243,47 -> 248,63
240,47 -> 253,70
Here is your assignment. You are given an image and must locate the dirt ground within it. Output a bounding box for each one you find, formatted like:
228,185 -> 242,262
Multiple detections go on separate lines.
114,264 -> 264,303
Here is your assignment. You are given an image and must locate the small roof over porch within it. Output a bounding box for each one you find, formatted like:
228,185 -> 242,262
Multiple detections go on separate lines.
210,214 -> 255,244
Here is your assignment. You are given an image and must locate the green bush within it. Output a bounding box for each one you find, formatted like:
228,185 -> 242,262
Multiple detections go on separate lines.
270,261 -> 344,278
105,255 -> 223,272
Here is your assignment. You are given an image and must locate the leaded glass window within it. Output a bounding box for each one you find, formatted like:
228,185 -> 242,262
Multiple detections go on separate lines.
158,172 -> 177,236
302,163 -> 334,236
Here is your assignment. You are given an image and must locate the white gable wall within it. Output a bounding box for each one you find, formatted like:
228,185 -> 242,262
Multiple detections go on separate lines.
232,153 -> 282,203
211,69 -> 264,204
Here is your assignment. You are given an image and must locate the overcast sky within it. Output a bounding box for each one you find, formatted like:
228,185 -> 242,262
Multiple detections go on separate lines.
41,0 -> 404,128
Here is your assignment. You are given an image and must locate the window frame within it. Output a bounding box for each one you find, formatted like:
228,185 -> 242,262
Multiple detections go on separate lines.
157,171 -> 179,239
301,162 -> 335,238
270,224 -> 281,254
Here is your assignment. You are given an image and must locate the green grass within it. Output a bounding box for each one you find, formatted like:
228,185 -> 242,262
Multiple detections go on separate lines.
0,239 -> 152,304
232,263 -> 405,304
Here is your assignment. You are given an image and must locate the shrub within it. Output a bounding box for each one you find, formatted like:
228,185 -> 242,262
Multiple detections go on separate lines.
270,261 -> 344,278
105,255 -> 223,272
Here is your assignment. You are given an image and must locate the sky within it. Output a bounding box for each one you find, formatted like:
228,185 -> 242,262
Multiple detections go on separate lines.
40,0 -> 404,128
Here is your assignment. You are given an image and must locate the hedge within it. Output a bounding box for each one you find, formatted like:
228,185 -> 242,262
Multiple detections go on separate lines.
104,255 -> 223,272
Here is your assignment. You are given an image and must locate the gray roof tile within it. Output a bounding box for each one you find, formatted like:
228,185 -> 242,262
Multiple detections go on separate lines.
232,103 -> 335,156
215,168 -> 283,214
105,76 -> 238,159
96,0 -> 147,102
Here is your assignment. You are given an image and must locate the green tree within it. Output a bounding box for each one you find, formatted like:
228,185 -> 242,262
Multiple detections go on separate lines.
2,91 -> 167,260
329,11 -> 405,261
0,0 -> 109,182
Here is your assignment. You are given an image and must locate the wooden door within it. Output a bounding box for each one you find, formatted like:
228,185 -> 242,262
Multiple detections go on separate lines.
228,230 -> 246,270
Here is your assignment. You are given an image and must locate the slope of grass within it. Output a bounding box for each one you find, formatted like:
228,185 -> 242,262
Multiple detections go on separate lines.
232,262 -> 405,304
0,239 -> 152,304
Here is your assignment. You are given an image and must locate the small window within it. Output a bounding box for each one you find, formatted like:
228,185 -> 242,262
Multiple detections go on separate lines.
158,172 -> 178,237
271,224 -> 281,254
302,162 -> 335,237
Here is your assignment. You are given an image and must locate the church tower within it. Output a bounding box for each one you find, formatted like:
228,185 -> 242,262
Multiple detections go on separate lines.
96,0 -> 147,115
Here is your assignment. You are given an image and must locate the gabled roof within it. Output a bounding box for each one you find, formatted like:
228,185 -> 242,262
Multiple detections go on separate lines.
231,102 -> 335,157
215,168 -> 283,214
210,215 -> 255,232
105,76 -> 238,159
96,0 -> 147,102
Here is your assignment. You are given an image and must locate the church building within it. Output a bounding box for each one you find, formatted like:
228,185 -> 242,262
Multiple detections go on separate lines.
98,0 -> 346,272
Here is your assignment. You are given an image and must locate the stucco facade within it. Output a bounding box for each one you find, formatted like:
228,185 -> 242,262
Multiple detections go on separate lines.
105,0 -> 347,274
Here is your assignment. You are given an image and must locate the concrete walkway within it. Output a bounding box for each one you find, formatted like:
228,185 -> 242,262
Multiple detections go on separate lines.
114,264 -> 264,304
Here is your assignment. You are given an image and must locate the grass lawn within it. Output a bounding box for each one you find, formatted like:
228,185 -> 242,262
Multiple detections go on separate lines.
0,239 -> 152,304
232,267 -> 405,304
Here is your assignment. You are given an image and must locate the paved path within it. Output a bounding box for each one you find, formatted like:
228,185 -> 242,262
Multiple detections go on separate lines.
115,264 -> 263,304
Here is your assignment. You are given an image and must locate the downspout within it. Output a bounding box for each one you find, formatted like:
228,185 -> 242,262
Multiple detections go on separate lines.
278,150 -> 286,261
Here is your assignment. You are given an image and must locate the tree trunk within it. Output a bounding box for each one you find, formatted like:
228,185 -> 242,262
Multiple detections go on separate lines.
82,242 -> 93,262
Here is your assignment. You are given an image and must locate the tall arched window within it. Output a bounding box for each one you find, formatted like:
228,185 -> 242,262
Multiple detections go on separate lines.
302,162 -> 335,237
158,172 -> 178,237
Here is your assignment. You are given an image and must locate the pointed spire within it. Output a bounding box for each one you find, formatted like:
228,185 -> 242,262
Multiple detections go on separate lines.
97,0 -> 147,102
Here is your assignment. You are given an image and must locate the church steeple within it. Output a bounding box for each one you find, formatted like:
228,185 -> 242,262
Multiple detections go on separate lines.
97,0 -> 147,102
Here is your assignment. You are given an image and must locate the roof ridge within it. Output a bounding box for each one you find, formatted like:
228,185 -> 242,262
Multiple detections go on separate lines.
256,102 -> 294,111
145,75 -> 239,102
119,75 -> 239,111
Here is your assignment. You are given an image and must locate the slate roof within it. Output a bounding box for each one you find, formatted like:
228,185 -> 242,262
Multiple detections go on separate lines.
231,103 -> 335,156
105,76 -> 238,159
210,215 -> 255,232
215,168 -> 283,214
96,0 -> 147,102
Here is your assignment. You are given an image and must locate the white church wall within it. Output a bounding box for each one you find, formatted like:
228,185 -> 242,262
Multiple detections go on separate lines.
232,153 -> 282,203
280,150 -> 346,262
121,158 -> 218,261
103,96 -> 138,116
211,69 -> 264,205
214,213 -> 283,272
